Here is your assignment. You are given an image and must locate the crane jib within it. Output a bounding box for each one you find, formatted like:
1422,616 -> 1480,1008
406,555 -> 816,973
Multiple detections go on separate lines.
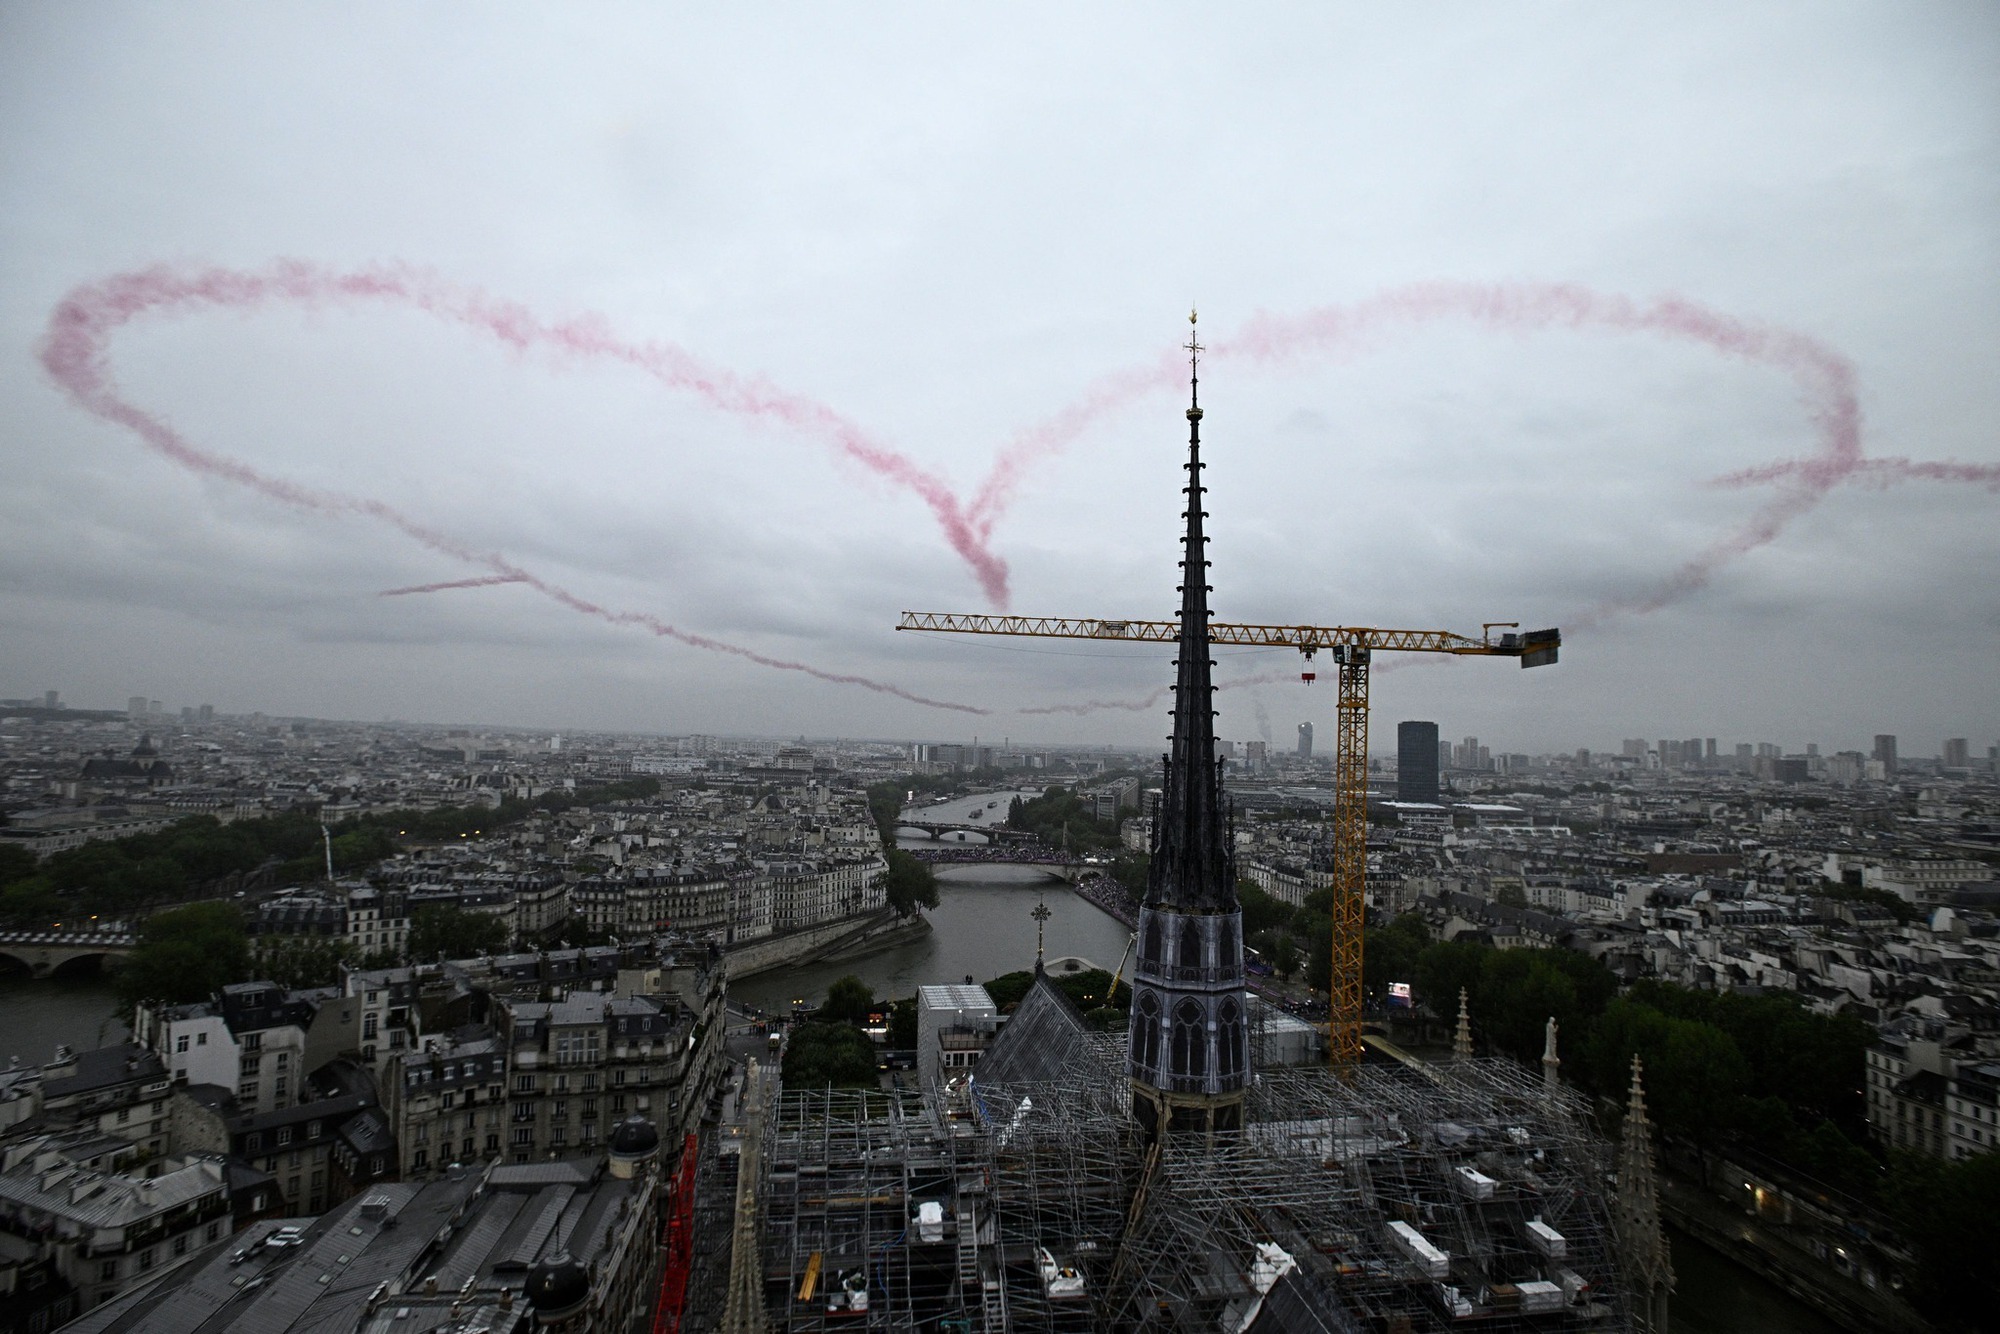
897,612 -> 1561,663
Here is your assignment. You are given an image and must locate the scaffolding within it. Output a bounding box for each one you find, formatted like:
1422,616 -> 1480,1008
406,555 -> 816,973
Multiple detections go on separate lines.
753,1057 -> 1633,1333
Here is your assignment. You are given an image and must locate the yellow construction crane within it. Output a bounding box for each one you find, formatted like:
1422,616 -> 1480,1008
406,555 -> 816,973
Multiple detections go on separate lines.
897,611 -> 1559,1068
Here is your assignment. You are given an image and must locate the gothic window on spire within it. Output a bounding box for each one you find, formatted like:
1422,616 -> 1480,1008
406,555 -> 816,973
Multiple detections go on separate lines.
1135,990 -> 1161,1074
1217,998 -> 1243,1081
1172,999 -> 1206,1081
1179,919 -> 1203,975
1143,917 -> 1162,971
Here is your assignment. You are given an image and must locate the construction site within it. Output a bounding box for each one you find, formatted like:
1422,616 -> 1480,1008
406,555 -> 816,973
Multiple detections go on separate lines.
682,320 -> 1663,1333
697,987 -> 1642,1333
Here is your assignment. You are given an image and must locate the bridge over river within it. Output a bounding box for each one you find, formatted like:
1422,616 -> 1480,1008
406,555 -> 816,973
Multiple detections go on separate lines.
0,929 -> 137,977
901,842 -> 1107,885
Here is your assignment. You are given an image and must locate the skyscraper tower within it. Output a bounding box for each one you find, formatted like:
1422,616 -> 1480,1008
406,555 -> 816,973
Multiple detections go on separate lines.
1397,720 -> 1440,803
1127,313 -> 1249,1142
1297,721 -> 1313,759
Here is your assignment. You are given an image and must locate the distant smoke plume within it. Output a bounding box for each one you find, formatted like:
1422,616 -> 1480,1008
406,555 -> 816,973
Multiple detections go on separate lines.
1250,692 -> 1273,745
380,575 -> 528,596
39,263 -> 990,716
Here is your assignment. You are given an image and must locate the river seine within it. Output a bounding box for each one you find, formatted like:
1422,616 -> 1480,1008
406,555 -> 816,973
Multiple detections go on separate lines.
731,864 -> 1130,1013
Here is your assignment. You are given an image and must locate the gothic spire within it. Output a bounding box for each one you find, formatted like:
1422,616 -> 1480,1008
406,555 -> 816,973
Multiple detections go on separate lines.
1453,988 -> 1474,1060
1616,1055 -> 1675,1331
1145,309 -> 1235,914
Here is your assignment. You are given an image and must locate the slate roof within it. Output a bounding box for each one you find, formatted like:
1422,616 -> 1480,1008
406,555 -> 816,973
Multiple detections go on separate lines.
970,967 -> 1122,1092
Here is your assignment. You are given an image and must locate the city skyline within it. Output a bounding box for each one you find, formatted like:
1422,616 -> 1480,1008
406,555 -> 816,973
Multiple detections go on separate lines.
3,6 -> 1996,750
8,685 -> 1990,775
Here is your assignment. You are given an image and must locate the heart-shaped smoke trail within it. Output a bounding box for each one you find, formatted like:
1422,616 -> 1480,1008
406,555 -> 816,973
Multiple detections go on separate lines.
39,261 -> 995,716
41,265 -> 1994,719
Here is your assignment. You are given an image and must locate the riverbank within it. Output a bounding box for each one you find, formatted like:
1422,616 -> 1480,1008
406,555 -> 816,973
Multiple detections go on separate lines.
724,909 -> 930,982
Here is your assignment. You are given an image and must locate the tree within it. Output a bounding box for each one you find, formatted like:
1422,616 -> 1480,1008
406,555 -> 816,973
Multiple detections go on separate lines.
887,997 -> 918,1049
881,850 -> 940,918
115,901 -> 250,1016
1889,1151 -> 2000,1324
1238,883 -> 1295,937
251,937 -> 352,989
1362,914 -> 1430,1005
781,1022 -> 880,1088
821,974 -> 876,1025
407,904 -> 510,961
0,841 -> 38,889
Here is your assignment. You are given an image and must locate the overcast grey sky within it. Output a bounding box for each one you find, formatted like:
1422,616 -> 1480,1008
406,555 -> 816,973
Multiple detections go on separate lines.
2,4 -> 1995,756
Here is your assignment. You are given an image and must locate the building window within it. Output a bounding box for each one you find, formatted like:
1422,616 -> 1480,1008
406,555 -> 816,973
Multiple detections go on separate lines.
173,1235 -> 189,1256
138,1249 -> 155,1272
175,1036 -> 189,1054
100,1261 -> 117,1282
277,1127 -> 293,1146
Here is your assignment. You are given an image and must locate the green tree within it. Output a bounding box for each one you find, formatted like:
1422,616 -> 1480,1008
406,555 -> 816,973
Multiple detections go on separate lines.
887,997 -> 918,1049
1237,883 -> 1296,937
407,904 -> 511,961
1889,1150 -> 2000,1323
1005,786 -> 1121,852
1586,998 -> 1750,1144
1362,913 -> 1431,1004
115,901 -> 250,1016
251,937 -> 353,989
1412,939 -> 1487,1027
821,975 -> 876,1025
881,850 -> 940,918
1111,852 -> 1148,899
0,841 -> 39,889
780,1022 -> 880,1088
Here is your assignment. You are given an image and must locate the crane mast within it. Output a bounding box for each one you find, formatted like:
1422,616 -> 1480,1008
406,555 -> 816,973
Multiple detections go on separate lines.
897,611 -> 1559,1068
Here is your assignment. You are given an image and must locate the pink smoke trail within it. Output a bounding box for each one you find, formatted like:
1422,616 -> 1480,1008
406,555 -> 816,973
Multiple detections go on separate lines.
381,575 -> 529,596
1711,455 -> 2000,492
39,270 -> 991,717
975,283 -> 1885,623
42,261 -> 1009,604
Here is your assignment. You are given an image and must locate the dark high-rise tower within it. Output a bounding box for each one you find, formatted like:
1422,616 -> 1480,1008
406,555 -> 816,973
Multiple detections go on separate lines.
1127,314 -> 1249,1141
1297,721 -> 1314,758
1398,720 -> 1441,803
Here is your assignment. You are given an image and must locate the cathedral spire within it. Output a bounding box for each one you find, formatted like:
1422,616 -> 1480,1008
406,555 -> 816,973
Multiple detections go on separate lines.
1126,312 -> 1249,1141
1144,308 -> 1233,915
1453,988 -> 1474,1060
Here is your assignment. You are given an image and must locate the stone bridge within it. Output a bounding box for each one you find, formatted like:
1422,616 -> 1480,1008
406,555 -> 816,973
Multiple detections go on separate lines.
900,844 -> 1103,884
893,822 -> 1042,844
0,929 -> 137,977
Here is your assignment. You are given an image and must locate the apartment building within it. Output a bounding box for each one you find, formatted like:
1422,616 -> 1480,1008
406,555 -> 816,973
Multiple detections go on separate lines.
137,983 -> 358,1116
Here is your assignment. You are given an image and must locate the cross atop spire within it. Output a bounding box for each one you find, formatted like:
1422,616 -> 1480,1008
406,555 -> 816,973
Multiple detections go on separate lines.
1031,895 -> 1052,972
1185,307 -> 1203,406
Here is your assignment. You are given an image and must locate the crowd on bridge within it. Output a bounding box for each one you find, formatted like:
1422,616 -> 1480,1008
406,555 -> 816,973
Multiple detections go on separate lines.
902,843 -> 1069,865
